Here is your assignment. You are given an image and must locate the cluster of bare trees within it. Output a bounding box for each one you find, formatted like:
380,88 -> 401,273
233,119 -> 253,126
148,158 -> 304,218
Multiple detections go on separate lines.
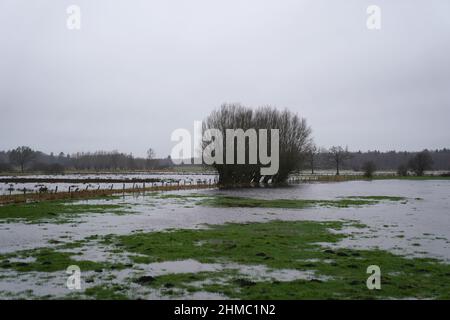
70,151 -> 138,170
203,104 -> 312,186
406,150 -> 434,176
0,147 -> 172,173
8,146 -> 36,173
305,144 -> 351,176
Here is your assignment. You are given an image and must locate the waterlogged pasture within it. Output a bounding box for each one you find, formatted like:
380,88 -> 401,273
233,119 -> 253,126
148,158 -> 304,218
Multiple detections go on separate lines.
0,180 -> 449,299
0,173 -> 218,196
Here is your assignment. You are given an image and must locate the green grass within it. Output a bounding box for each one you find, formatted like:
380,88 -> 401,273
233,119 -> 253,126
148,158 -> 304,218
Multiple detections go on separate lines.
1,219 -> 448,299
0,248 -> 123,272
112,220 -> 347,266
197,195 -> 403,209
110,220 -> 450,299
344,196 -> 406,201
84,285 -> 129,300
0,199 -> 129,223
157,193 -> 406,209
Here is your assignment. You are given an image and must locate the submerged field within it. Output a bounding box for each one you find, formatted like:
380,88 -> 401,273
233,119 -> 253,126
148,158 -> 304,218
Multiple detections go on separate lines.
0,179 -> 449,299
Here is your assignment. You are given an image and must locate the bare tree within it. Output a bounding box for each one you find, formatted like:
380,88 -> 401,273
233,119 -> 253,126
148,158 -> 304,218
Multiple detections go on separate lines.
329,146 -> 351,176
147,148 -> 155,160
306,143 -> 318,174
9,146 -> 36,172
408,150 -> 433,176
146,148 -> 156,170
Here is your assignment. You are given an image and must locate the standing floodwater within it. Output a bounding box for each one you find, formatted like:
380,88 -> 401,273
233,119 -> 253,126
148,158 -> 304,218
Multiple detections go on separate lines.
0,179 -> 449,299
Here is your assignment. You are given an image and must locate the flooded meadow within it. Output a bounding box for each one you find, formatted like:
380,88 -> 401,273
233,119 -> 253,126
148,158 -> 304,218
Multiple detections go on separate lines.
0,178 -> 449,299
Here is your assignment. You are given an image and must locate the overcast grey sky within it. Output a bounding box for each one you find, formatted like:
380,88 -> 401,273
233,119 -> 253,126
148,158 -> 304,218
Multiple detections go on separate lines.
1,0 -> 449,157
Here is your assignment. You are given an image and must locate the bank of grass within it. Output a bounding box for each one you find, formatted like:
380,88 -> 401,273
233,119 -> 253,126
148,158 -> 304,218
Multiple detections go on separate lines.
112,220 -> 450,299
193,194 -> 406,209
156,193 -> 407,209
0,199 -> 129,223
344,195 -> 406,201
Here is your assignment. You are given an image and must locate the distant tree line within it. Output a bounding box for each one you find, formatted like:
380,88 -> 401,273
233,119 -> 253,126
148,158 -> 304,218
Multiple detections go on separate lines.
304,147 -> 448,176
0,147 -> 173,173
1,145 -> 448,176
